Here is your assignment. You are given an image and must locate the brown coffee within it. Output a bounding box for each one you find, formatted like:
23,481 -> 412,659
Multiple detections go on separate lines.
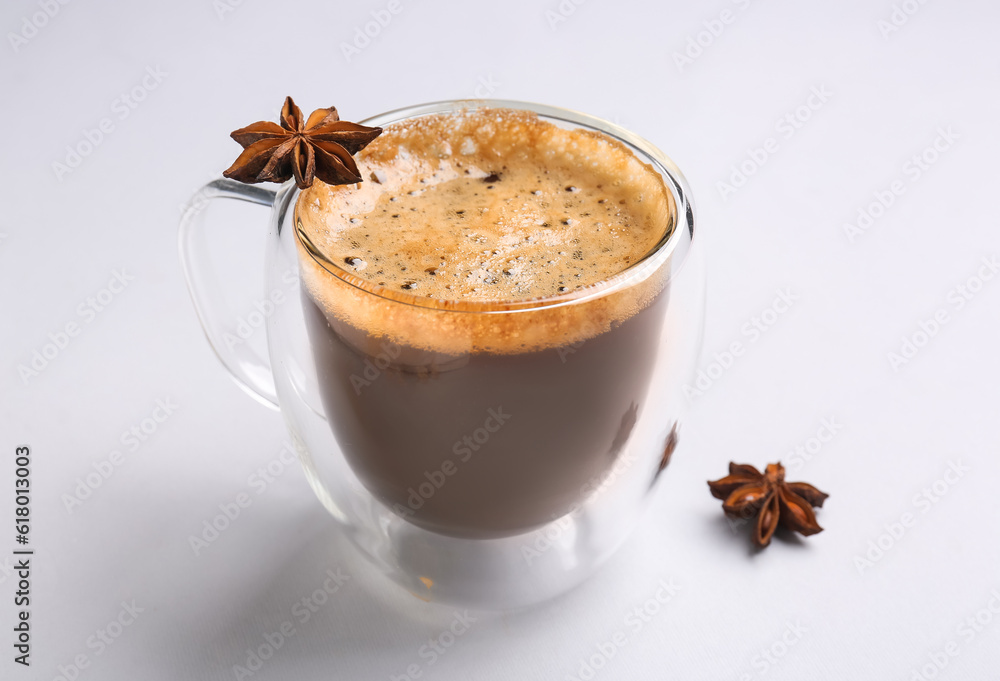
295,108 -> 675,538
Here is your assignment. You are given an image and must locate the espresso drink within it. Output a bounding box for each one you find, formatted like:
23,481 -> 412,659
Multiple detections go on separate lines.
295,109 -> 675,539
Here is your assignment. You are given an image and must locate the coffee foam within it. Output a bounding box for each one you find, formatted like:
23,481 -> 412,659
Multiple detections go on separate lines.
296,108 -> 676,355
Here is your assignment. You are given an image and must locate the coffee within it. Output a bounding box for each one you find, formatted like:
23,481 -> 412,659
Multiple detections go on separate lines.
295,108 -> 676,538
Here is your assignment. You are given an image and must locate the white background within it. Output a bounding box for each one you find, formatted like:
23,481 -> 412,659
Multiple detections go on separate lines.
3,0 -> 1000,679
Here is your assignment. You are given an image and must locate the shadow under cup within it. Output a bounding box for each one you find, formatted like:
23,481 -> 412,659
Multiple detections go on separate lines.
293,105 -> 693,543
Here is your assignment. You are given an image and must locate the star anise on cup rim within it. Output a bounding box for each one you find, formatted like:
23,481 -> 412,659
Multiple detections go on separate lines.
223,96 -> 383,190
708,462 -> 829,548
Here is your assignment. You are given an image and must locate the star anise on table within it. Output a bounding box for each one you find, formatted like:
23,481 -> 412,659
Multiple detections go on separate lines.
223,96 -> 383,190
708,462 -> 829,548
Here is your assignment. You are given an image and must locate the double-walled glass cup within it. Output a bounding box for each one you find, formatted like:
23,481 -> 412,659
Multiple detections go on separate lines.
179,100 -> 704,609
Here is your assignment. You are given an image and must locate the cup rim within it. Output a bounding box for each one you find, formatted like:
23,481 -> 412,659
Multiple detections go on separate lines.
292,99 -> 694,315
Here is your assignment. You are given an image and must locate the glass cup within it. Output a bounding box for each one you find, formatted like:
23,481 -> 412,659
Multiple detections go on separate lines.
179,100 -> 704,609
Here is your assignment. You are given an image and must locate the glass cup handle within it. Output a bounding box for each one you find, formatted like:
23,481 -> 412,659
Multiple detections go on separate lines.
178,178 -> 280,409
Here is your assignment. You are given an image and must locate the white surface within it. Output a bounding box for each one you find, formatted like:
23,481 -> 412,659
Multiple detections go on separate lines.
3,1 -> 1000,679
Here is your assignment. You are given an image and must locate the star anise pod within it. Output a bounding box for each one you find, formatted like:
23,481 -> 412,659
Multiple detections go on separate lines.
223,96 -> 383,190
708,462 -> 828,548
